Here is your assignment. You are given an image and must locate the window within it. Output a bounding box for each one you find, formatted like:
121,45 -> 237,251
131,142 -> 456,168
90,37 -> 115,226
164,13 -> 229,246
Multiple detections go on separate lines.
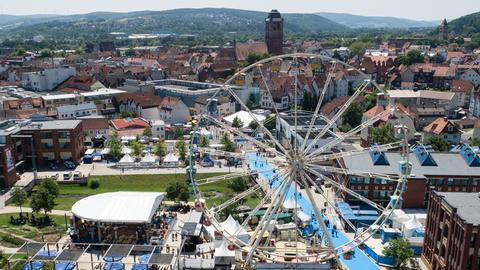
58,131 -> 70,139
447,178 -> 454,186
41,132 -> 52,139
437,179 -> 444,186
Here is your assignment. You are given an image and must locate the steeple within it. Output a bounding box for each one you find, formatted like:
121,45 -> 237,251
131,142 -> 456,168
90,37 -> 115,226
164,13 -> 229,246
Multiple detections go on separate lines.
265,10 -> 284,55
439,18 -> 448,41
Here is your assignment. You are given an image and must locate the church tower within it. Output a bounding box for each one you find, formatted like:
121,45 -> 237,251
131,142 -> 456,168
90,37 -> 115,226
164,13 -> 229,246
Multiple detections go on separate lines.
439,19 -> 448,41
265,9 -> 284,55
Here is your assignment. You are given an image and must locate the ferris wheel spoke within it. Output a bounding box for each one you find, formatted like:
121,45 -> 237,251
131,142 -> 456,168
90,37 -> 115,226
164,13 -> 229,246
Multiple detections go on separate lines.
221,85 -> 289,155
299,61 -> 337,153
241,168 -> 292,227
302,172 -> 358,233
203,114 -> 286,158
305,108 -> 393,159
303,80 -> 370,155
308,141 -> 401,164
195,169 -> 269,186
299,172 -> 335,254
212,185 -> 262,213
257,65 -> 294,151
305,168 -> 384,212
245,175 -> 293,264
305,164 -> 401,183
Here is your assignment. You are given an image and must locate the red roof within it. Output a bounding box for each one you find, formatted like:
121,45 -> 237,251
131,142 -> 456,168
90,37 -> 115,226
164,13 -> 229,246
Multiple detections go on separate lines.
110,118 -> 150,130
423,117 -> 460,135
451,80 -> 474,93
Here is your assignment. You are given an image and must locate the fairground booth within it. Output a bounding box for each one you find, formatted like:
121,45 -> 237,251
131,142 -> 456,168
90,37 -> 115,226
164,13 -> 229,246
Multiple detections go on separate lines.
70,192 -> 166,244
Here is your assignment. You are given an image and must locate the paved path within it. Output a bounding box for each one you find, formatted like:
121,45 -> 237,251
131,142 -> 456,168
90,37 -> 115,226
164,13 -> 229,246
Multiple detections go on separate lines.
246,152 -> 381,270
0,206 -> 71,216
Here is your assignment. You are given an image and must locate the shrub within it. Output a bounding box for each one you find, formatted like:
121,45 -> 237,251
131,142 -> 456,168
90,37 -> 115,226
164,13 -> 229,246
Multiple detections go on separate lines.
88,179 -> 100,189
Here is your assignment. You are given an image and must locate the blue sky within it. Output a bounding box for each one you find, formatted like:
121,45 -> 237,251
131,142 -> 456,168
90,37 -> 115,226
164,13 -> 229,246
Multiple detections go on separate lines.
0,0 -> 479,21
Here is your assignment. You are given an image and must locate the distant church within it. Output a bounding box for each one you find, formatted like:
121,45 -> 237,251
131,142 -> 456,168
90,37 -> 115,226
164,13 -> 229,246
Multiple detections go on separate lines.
265,9 -> 284,55
439,19 -> 448,41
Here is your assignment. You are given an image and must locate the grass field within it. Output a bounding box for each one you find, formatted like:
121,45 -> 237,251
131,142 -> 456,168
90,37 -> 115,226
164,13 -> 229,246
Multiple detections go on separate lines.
0,213 -> 67,242
49,173 -> 261,211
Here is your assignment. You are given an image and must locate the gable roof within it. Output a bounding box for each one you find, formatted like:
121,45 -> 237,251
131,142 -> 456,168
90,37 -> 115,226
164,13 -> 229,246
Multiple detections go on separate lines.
423,117 -> 460,135
110,117 -> 150,130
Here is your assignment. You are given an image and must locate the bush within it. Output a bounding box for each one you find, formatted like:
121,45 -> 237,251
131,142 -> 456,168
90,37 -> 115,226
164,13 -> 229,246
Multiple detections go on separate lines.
88,179 -> 100,189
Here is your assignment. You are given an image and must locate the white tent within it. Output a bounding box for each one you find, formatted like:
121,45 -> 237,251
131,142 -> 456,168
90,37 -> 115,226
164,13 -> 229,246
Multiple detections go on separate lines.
118,154 -> 135,167
224,111 -> 266,128
283,197 -> 300,210
140,153 -> 157,166
402,215 -> 423,238
220,215 -> 249,245
296,210 -> 312,223
214,240 -> 235,265
71,192 -> 164,223
162,153 -> 179,167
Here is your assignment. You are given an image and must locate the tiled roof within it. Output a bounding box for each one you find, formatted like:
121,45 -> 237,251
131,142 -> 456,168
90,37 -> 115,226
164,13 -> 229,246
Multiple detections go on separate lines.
321,96 -> 366,115
423,117 -> 460,135
110,118 -> 150,130
451,80 -> 474,93
235,42 -> 268,61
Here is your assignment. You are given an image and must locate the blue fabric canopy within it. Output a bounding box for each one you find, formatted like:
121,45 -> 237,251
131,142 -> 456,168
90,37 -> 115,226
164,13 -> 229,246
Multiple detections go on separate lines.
22,261 -> 44,270
55,261 -> 76,270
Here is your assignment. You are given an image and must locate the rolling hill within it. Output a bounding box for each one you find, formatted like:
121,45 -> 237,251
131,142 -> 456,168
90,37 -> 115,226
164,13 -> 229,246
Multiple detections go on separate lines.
446,11 -> 480,36
316,12 -> 438,29
0,9 -> 350,41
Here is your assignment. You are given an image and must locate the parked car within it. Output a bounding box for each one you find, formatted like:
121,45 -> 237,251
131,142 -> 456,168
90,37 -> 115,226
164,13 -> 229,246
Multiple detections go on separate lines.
64,160 -> 75,169
63,172 -> 73,181
49,163 -> 58,170
72,171 -> 82,180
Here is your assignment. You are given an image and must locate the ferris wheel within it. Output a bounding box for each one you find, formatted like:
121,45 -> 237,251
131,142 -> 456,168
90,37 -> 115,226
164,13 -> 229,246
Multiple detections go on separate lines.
187,53 -> 411,266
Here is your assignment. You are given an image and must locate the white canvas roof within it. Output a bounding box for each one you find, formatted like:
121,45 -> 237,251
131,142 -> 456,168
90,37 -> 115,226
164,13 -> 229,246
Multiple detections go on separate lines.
296,210 -> 311,223
220,215 -> 249,244
140,153 -> 156,164
72,192 -> 165,223
223,111 -> 266,128
214,240 -> 235,258
118,153 -> 134,164
283,197 -> 300,210
163,153 -> 179,163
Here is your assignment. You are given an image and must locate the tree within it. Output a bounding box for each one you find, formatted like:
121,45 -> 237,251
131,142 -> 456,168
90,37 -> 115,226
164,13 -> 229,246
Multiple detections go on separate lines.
472,137 -> 480,147
74,48 -> 84,55
427,136 -> 451,152
248,120 -> 259,130
40,178 -> 59,197
176,139 -> 187,160
242,53 -> 270,67
349,41 -> 371,56
232,116 -> 244,128
200,136 -> 210,148
10,188 -> 27,214
371,124 -> 395,145
131,139 -> 144,158
107,132 -> 122,160
143,127 -> 152,137
264,115 -> 276,130
125,48 -> 136,57
14,48 -> 26,56
221,133 -> 235,152
383,238 -> 414,269
40,48 -> 53,58
246,93 -> 257,109
174,126 -> 184,139
395,50 -> 425,66
154,139 -> 167,158
228,177 -> 248,192
166,181 -> 190,202
30,187 -> 55,217
121,111 -> 137,118
341,103 -> 363,131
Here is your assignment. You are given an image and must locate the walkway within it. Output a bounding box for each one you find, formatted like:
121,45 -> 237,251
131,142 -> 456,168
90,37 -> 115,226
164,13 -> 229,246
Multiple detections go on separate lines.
0,206 -> 72,216
246,152 -> 380,270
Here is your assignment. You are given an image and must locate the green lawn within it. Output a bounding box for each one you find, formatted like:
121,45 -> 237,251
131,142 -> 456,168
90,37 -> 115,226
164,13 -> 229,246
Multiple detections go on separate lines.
0,213 -> 67,242
18,173 -> 264,212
